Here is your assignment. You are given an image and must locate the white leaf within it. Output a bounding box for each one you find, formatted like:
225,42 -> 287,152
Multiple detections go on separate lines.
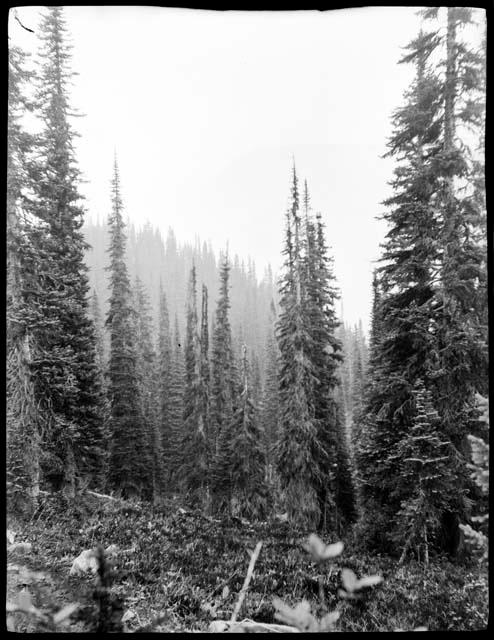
69,549 -> 98,576
356,575 -> 383,589
341,568 -> 358,593
302,534 -> 343,561
105,544 -> 119,556
122,609 -> 136,623
18,589 -> 32,611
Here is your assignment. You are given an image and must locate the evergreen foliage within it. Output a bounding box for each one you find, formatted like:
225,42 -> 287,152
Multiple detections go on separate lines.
275,167 -> 320,528
7,42 -> 42,514
133,276 -> 163,501
180,267 -> 209,502
210,254 -> 238,512
225,346 -> 269,519
261,300 -> 280,485
392,379 -> 458,563
167,317 -> 186,490
25,7 -> 106,493
106,158 -> 150,498
357,9 -> 487,555
157,285 -> 173,488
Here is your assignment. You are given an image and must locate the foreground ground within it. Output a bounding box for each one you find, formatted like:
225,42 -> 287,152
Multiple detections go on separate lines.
6,492 -> 488,632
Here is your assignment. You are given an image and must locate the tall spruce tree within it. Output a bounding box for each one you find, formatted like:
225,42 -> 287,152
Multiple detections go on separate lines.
167,316 -> 185,490
335,402 -> 359,532
225,345 -> 269,519
28,7 -> 106,493
311,209 -> 346,530
157,284 -> 173,488
180,266 -> 209,501
6,42 -> 42,513
198,284 -> 212,504
90,289 -> 106,373
358,10 -> 487,554
261,299 -> 279,484
356,29 -> 447,544
106,158 -> 149,498
392,379 -> 458,564
133,276 -> 162,500
210,254 -> 238,512
276,166 -> 320,528
422,7 -> 488,553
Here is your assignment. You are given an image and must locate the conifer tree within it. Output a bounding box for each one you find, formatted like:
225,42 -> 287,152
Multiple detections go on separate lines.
198,284 -> 212,503
167,316 -> 185,490
393,379 -> 458,564
90,289 -> 106,373
180,266 -> 209,501
210,254 -> 238,511
133,276 -> 162,500
276,166 -> 320,528
356,31 -> 446,540
226,345 -> 269,518
421,7 -> 487,552
311,210 -> 345,530
261,300 -> 279,484
106,158 -> 149,498
28,7 -> 106,493
335,402 -> 359,532
6,43 -> 42,513
157,284 -> 173,487
358,10 -> 486,553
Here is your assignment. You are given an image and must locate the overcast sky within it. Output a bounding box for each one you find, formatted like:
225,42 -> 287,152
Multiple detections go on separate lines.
9,6 -> 483,332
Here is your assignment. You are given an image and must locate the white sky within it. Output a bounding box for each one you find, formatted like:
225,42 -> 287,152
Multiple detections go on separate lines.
8,6 -> 484,332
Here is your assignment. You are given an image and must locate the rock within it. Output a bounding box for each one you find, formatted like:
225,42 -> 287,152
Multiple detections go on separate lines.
69,549 -> 99,576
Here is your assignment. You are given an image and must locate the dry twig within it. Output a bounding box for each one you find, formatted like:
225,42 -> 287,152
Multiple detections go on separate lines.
230,541 -> 262,624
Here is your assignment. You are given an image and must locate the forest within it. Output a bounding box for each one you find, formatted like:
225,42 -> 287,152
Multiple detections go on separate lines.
6,6 -> 488,633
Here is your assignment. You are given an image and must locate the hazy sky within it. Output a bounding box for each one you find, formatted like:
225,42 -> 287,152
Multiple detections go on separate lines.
9,6 -> 477,331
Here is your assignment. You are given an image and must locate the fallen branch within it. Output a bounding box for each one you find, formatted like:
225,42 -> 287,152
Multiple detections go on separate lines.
210,619 -> 299,633
230,541 -> 262,624
87,490 -> 120,501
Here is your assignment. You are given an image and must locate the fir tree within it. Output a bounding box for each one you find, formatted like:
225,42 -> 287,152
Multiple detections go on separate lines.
335,402 -> 359,532
167,316 -> 186,491
6,43 -> 42,513
356,31 -> 446,541
106,158 -> 149,498
275,165 -> 320,528
392,379 -> 458,564
198,284 -> 212,505
90,289 -> 106,373
210,254 -> 238,512
422,7 -> 488,553
28,7 -> 106,493
180,266 -> 208,502
311,210 -> 345,530
226,345 -> 269,519
358,10 -> 487,554
261,300 -> 279,484
157,284 -> 173,488
133,276 -> 162,501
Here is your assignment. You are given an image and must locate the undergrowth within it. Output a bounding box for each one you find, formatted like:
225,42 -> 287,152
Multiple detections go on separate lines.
6,491 -> 489,632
